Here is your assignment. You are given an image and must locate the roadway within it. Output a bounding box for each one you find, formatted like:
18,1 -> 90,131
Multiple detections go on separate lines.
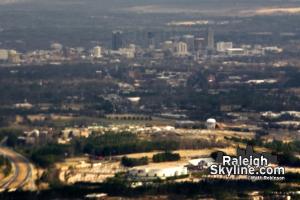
0,147 -> 35,192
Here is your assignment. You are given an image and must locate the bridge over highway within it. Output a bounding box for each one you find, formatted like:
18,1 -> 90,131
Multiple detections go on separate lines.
0,147 -> 36,192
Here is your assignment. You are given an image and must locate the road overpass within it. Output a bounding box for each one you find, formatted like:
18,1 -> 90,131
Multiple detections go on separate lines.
0,147 -> 36,192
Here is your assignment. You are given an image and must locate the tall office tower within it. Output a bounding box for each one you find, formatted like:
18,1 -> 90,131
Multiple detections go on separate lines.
93,46 -> 102,58
112,30 -> 123,50
175,42 -> 188,56
207,27 -> 215,52
0,49 -> 8,61
194,37 -> 205,52
147,31 -> 156,49
182,35 -> 195,53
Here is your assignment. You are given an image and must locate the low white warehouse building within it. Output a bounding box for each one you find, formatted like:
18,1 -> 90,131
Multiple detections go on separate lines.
129,165 -> 188,180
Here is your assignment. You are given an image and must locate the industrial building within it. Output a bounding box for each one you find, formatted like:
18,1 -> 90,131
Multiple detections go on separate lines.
129,165 -> 188,180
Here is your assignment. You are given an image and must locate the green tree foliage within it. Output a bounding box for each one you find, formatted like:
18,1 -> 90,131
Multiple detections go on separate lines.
3,179 -> 277,199
210,151 -> 227,161
82,132 -> 179,157
277,152 -> 300,167
30,144 -> 70,168
152,152 -> 180,163
0,128 -> 22,147
121,156 -> 148,167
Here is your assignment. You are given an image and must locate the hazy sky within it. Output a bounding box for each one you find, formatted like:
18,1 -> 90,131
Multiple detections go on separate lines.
1,0 -> 300,16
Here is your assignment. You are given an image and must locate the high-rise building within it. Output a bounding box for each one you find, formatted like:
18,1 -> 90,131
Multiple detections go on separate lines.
182,35 -> 195,52
194,37 -> 205,52
207,27 -> 215,52
92,46 -> 102,58
147,31 -> 156,49
0,49 -> 8,61
112,31 -> 123,50
175,42 -> 189,57
8,50 -> 20,64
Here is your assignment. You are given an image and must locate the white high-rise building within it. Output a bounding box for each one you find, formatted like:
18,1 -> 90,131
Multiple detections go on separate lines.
216,42 -> 233,52
175,42 -> 189,56
93,46 -> 102,58
0,49 -> 8,61
8,50 -> 20,64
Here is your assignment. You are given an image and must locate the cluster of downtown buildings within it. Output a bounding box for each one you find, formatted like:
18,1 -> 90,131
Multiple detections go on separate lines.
0,29 -> 283,66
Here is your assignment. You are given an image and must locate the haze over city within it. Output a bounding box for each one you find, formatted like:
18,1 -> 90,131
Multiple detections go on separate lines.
0,0 -> 300,199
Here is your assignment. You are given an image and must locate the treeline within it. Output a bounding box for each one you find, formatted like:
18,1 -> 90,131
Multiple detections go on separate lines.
121,156 -> 148,167
152,152 -> 180,163
0,128 -> 22,147
26,132 -> 181,168
82,132 -> 179,157
121,152 -> 181,167
0,179 -> 280,200
26,132 -> 227,168
29,144 -> 71,168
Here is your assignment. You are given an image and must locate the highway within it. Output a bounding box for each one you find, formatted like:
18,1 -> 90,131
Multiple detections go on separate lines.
0,147 -> 35,191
